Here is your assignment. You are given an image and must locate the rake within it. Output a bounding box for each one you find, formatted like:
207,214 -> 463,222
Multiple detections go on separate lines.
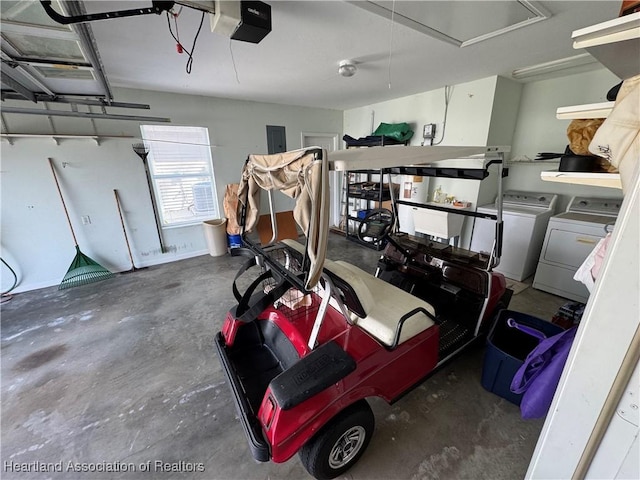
48,158 -> 115,290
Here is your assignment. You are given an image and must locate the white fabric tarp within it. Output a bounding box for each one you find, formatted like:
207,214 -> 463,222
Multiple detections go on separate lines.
237,147 -> 329,289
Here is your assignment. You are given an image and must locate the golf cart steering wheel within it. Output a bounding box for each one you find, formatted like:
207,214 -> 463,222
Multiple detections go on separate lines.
357,208 -> 394,248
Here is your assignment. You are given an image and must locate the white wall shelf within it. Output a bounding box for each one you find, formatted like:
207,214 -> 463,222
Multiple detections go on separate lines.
543,13 -> 638,190
1,133 -> 133,146
541,170 -> 621,189
572,11 -> 640,79
556,101 -> 613,119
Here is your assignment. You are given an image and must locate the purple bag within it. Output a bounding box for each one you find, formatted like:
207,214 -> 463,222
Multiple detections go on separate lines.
510,326 -> 578,419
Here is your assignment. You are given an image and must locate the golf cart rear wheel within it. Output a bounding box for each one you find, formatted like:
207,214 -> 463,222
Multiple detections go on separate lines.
299,400 -> 374,479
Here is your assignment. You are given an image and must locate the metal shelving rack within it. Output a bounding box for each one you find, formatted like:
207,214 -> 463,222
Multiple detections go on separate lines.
344,168 -> 392,250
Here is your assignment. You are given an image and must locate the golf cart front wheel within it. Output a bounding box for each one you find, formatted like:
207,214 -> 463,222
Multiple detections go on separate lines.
299,400 -> 374,479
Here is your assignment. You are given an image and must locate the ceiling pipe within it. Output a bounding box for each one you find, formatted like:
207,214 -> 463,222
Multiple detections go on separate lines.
1,106 -> 171,123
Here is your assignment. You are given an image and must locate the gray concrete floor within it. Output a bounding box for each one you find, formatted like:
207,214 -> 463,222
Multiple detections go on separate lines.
1,233 -> 569,479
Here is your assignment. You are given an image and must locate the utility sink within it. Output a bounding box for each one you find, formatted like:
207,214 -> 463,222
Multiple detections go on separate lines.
412,203 -> 470,239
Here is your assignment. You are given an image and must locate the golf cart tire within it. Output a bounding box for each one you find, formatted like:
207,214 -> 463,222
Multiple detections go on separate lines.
299,400 -> 374,480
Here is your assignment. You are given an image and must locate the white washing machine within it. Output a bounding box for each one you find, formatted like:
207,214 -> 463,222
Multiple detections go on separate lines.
470,191 -> 558,282
533,196 -> 621,302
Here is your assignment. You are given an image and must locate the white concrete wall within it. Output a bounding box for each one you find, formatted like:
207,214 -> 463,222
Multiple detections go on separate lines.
479,76 -> 524,207
508,68 -> 623,212
344,76 -> 498,147
0,88 -> 342,292
510,68 -> 619,157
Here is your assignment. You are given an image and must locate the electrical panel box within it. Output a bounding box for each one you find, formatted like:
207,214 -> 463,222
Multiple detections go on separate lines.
423,123 -> 436,139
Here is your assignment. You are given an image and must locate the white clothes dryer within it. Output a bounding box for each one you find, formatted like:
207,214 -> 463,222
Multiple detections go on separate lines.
533,196 -> 621,302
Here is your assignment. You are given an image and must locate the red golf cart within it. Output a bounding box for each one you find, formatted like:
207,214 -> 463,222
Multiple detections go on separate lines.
216,146 -> 511,479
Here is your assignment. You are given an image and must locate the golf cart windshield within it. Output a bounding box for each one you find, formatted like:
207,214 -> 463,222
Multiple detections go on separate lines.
238,147 -> 328,290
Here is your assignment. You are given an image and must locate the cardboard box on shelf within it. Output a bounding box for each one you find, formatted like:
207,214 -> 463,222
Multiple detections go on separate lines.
374,200 -> 393,210
620,1 -> 640,16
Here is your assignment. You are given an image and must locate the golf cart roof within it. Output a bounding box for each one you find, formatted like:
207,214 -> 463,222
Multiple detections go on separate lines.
329,145 -> 510,171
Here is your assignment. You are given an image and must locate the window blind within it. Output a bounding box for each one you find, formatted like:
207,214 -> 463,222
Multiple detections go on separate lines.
140,125 -> 218,226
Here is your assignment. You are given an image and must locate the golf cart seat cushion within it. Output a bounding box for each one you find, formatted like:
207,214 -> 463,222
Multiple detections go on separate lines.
279,240 -> 435,346
326,261 -> 436,347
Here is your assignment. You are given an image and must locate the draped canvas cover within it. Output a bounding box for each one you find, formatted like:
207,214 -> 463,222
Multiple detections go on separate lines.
237,147 -> 329,289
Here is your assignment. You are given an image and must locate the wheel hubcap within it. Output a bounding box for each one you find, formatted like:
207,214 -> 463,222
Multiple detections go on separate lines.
328,426 -> 366,469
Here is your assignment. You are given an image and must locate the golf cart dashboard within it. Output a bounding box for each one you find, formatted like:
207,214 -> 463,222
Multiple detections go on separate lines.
386,233 -> 491,270
382,233 -> 489,296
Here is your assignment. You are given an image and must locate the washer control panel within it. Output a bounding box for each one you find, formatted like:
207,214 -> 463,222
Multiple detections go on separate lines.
498,190 -> 557,209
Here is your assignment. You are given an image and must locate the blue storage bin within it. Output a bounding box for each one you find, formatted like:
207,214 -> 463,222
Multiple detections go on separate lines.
357,209 -> 371,219
227,234 -> 242,249
481,309 -> 563,405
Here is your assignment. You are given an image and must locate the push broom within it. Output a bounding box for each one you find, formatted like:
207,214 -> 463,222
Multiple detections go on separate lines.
48,158 -> 115,289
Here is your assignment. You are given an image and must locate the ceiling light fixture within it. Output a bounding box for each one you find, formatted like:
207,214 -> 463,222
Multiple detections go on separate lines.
512,53 -> 598,80
338,60 -> 357,77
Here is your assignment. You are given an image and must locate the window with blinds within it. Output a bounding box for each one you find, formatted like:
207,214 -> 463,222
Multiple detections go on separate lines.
140,125 -> 218,227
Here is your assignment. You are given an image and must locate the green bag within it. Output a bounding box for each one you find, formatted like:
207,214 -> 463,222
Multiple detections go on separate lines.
372,122 -> 414,142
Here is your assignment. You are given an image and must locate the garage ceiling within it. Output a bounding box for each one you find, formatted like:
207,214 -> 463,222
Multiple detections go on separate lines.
1,1 -> 622,111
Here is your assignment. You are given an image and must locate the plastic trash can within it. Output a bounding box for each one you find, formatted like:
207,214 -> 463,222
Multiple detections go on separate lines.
203,219 -> 228,257
481,309 -> 563,405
